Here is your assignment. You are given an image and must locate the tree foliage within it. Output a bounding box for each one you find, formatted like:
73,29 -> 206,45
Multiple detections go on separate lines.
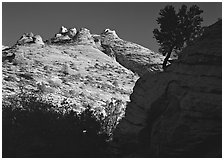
153,5 -> 203,69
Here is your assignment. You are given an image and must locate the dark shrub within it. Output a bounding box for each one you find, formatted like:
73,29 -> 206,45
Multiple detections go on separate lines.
2,92 -> 112,158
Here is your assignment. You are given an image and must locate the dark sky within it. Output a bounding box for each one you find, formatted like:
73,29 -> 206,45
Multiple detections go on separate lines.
2,2 -> 222,52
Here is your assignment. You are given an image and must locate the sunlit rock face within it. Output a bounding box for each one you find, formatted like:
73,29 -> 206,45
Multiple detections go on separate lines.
59,26 -> 68,34
114,20 -> 222,158
4,24 -> 167,127
67,28 -> 77,38
33,35 -> 45,45
2,41 -> 139,116
2,45 -> 9,50
45,27 -> 164,76
101,29 -> 121,41
73,28 -> 96,46
51,26 -> 77,43
100,28 -> 164,77
16,32 -> 44,46
16,33 -> 33,44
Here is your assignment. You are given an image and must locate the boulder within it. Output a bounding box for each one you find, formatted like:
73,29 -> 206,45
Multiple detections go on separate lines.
51,27 -> 77,43
16,33 -> 44,45
55,33 -> 63,38
27,32 -> 34,37
51,29 -> 72,43
59,26 -> 68,34
114,20 -> 222,157
67,28 -> 77,38
17,33 -> 33,45
33,35 -> 44,45
59,35 -> 71,40
103,28 -> 120,39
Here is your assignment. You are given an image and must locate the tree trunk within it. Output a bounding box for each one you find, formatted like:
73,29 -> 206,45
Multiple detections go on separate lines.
162,47 -> 173,70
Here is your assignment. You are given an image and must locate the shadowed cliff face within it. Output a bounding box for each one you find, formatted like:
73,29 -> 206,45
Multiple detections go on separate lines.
114,20 -> 222,158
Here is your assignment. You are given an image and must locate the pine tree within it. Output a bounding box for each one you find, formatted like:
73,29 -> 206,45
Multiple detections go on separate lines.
153,5 -> 203,70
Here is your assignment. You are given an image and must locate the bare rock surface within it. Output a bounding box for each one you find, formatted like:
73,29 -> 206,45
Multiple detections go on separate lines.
114,20 -> 222,157
4,25 -> 166,118
16,32 -> 44,46
46,27 -> 164,76
67,28 -> 77,38
2,43 -> 139,115
51,26 -> 77,43
2,45 -> 9,50
33,35 -> 44,45
59,26 -> 68,34
100,29 -> 164,76
50,27 -> 96,47
74,28 -> 96,46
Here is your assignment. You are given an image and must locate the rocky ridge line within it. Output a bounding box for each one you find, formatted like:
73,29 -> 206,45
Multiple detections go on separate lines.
9,26 -> 164,77
47,26 -> 165,76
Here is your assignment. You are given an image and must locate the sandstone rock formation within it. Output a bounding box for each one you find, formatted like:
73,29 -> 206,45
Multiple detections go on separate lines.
33,35 -> 44,45
67,28 -> 77,38
2,43 -> 139,116
92,34 -> 101,45
16,33 -> 44,46
101,44 -> 116,60
28,32 -> 34,37
59,26 -> 68,34
11,26 -> 165,116
2,45 -> 9,50
17,33 -> 34,45
55,33 -> 63,38
51,26 -> 77,43
100,29 -> 164,76
103,29 -> 120,39
73,28 -> 96,46
46,27 -> 164,76
114,20 -> 222,157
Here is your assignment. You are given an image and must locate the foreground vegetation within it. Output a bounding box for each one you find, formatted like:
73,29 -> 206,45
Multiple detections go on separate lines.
3,90 -> 124,157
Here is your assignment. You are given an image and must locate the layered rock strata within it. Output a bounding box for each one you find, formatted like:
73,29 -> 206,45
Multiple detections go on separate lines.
114,20 -> 222,158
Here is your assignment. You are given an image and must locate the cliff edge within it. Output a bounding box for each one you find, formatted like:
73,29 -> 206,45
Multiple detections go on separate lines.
114,20 -> 222,158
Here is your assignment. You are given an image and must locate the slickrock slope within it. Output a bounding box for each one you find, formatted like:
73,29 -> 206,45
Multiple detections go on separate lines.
3,26 -> 165,157
100,29 -> 164,76
48,26 -> 164,76
114,20 -> 222,157
3,25 -> 165,119
2,43 -> 139,115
